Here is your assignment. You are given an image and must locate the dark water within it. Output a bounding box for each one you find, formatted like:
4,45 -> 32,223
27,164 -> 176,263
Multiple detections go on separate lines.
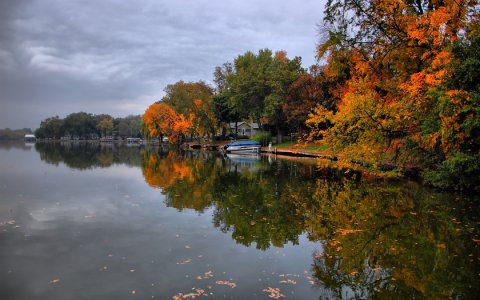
0,142 -> 479,299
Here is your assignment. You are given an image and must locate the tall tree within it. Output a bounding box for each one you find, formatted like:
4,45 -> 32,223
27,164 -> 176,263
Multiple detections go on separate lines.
63,112 -> 97,138
225,49 -> 302,142
162,81 -> 214,116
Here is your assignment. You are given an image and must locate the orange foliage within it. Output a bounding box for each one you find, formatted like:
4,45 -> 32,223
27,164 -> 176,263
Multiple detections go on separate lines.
142,152 -> 194,190
143,102 -> 194,143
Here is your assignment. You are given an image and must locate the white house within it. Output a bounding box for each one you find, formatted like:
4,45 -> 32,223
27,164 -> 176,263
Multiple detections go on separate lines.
24,134 -> 36,142
229,122 -> 260,137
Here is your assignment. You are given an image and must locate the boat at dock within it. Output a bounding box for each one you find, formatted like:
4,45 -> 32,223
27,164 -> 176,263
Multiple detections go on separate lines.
223,141 -> 261,154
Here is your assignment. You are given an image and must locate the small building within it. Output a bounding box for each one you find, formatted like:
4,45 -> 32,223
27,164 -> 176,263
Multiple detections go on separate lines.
24,134 -> 36,142
24,134 -> 36,141
229,122 -> 260,137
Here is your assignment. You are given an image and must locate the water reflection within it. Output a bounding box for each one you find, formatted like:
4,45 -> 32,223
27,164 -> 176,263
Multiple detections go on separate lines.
30,143 -> 480,298
35,142 -> 143,169
0,141 -> 35,151
140,149 -> 480,298
302,179 -> 480,298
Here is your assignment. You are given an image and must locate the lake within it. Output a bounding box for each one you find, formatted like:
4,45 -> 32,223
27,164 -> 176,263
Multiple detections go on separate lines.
0,142 -> 479,299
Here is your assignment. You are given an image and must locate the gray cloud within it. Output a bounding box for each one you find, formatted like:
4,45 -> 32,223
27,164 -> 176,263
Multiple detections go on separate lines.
0,0 -> 323,129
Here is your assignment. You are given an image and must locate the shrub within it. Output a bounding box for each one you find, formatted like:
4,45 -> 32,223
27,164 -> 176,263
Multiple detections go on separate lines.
252,131 -> 272,146
424,152 -> 480,191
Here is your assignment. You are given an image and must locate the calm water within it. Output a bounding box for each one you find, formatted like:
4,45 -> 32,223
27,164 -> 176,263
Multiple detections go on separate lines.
0,142 -> 479,299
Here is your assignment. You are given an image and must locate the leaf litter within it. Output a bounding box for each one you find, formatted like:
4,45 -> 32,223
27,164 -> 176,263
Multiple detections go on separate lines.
263,287 -> 285,299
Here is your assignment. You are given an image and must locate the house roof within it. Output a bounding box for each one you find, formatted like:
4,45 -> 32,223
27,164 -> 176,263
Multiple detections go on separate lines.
229,122 -> 259,129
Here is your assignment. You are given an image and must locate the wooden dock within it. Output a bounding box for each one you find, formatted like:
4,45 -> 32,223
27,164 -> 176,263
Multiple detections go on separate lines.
260,147 -> 337,161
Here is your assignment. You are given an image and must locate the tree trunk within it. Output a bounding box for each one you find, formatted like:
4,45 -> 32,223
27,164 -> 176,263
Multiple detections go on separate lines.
221,125 -> 226,140
235,121 -> 238,138
276,124 -> 284,144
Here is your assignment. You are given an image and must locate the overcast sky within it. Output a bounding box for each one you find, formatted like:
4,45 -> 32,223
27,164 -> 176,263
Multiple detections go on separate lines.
0,0 -> 325,129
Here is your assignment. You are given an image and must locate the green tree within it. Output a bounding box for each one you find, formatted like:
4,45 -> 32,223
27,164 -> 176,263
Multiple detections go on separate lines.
96,116 -> 113,137
162,81 -> 214,116
63,112 -> 97,139
224,49 -> 302,142
35,116 -> 64,139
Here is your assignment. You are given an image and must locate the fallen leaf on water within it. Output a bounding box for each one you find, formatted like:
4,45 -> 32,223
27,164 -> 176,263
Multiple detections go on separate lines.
197,271 -> 213,280
176,259 -> 192,265
215,280 -> 236,288
172,289 -> 205,300
50,278 -> 60,284
279,279 -> 296,284
330,240 -> 341,247
278,273 -> 299,278
452,218 -> 462,224
262,287 -> 285,299
337,229 -> 365,236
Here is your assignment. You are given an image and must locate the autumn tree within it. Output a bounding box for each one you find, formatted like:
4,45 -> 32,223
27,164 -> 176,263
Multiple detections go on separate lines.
143,102 -> 192,144
161,81 -> 217,141
283,65 -> 339,134
307,0 -> 480,188
162,81 -> 214,116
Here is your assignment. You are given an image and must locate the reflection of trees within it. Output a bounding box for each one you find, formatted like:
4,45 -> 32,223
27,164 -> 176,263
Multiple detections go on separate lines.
211,169 -> 307,250
301,179 -> 480,299
141,150 -> 220,212
142,152 -> 314,249
35,142 -> 142,169
0,141 -> 35,151
142,152 -> 480,297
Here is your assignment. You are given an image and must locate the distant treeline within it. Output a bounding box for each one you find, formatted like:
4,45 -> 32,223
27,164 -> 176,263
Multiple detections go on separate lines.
35,112 -> 143,139
0,128 -> 33,140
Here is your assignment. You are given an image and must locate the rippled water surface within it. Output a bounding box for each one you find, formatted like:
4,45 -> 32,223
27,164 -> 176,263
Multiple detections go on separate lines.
0,142 -> 479,299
